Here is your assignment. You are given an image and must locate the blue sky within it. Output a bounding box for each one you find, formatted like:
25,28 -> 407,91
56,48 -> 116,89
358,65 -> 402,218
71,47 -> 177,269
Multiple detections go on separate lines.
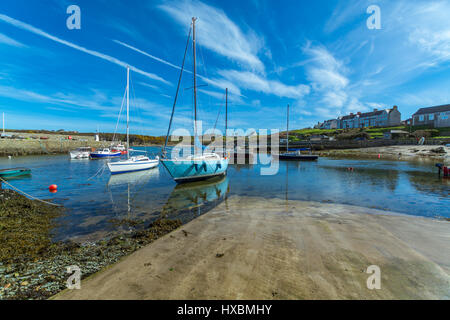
0,0 -> 449,135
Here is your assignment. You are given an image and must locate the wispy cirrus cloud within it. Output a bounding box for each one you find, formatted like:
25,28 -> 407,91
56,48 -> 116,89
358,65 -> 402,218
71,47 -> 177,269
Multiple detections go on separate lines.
0,32 -> 26,47
0,14 -> 171,85
113,39 -> 185,72
158,0 -> 265,72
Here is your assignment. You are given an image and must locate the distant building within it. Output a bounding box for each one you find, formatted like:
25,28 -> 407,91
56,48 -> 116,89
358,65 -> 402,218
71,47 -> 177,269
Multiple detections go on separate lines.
339,106 -> 401,129
320,119 -> 339,129
402,118 -> 412,126
412,104 -> 450,128
337,106 -> 401,129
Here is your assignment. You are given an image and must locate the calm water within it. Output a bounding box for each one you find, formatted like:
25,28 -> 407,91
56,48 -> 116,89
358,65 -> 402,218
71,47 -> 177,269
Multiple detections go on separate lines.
1,146 -> 448,241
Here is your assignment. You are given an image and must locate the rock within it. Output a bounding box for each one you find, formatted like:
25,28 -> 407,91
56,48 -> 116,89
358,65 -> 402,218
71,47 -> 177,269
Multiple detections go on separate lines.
430,147 -> 446,154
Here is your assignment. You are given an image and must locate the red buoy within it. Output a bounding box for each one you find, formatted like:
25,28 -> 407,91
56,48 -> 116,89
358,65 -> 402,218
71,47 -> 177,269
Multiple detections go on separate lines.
49,184 -> 58,192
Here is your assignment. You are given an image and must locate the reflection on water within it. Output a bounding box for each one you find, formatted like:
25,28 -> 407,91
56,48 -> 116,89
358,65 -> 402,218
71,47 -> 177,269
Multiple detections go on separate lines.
0,148 -> 448,241
107,167 -> 160,187
161,176 -> 229,223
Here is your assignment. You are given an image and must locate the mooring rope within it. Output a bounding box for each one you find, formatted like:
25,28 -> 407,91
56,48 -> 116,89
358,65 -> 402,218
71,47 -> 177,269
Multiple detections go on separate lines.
0,178 -> 62,207
87,162 -> 108,181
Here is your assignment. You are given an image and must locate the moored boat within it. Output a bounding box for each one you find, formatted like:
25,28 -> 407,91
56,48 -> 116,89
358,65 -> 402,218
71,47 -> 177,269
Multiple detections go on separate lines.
279,104 -> 319,161
106,67 -> 159,174
69,147 -> 92,159
90,148 -> 121,159
160,18 -> 229,183
108,155 -> 159,174
161,153 -> 228,183
111,144 -> 128,155
0,167 -> 31,179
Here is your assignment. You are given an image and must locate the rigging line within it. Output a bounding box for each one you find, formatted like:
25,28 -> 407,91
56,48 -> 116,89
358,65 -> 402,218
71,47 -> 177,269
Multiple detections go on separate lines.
87,163 -> 107,181
0,178 -> 62,207
112,86 -> 127,144
162,24 -> 192,157
130,74 -> 150,155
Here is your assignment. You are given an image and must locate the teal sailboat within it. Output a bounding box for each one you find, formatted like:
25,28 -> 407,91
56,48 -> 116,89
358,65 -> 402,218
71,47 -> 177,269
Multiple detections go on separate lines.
161,17 -> 229,183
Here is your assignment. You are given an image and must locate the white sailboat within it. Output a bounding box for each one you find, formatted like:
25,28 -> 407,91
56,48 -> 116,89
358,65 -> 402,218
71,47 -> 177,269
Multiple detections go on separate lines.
107,67 -> 159,175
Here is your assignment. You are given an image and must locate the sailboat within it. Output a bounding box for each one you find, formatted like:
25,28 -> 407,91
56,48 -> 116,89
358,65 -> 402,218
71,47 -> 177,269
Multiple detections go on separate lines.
107,67 -> 159,175
279,104 -> 319,161
160,18 -> 229,183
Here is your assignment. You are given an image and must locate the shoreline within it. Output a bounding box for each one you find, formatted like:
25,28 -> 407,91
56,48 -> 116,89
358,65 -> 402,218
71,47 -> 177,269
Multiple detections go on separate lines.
317,145 -> 448,162
0,189 -> 181,300
1,143 -> 448,163
54,196 -> 450,300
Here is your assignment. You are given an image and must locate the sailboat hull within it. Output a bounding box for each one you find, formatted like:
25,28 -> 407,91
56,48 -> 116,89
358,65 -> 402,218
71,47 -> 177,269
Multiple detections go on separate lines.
161,158 -> 229,183
108,159 -> 159,174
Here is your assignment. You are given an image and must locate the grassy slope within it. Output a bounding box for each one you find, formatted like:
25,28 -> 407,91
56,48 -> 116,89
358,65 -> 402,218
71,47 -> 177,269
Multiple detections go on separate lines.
286,126 -> 450,140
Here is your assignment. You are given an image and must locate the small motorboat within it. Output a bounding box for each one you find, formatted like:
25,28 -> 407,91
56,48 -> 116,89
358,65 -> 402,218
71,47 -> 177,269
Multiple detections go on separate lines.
111,144 -> 128,155
90,148 -> 121,159
0,167 -> 31,179
69,147 -> 92,159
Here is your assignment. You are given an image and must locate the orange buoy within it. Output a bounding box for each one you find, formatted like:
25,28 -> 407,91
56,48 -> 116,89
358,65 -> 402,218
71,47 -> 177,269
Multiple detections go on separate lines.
49,184 -> 58,192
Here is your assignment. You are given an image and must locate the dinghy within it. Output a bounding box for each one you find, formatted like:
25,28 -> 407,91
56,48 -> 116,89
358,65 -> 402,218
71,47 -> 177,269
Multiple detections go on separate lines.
161,18 -> 229,183
0,167 -> 31,179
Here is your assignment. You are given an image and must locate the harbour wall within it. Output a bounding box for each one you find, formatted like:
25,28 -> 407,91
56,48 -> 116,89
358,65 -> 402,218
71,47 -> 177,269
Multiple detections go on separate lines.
0,139 -> 110,157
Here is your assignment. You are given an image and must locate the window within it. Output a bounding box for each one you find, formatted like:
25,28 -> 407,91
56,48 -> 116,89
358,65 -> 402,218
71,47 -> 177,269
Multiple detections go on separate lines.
429,114 -> 434,120
419,115 -> 424,121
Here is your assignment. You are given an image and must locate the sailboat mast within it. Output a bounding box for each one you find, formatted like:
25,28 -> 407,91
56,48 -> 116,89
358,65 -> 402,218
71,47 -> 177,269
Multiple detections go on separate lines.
225,88 -> 228,135
286,104 -> 289,152
192,17 -> 198,154
126,66 -> 130,159
2,113 -> 4,136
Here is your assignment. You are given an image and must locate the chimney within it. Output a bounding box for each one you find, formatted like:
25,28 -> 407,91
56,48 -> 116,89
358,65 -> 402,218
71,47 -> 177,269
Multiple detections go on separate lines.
393,105 -> 398,110
350,112 -> 354,116
357,112 -> 362,115
373,108 -> 378,112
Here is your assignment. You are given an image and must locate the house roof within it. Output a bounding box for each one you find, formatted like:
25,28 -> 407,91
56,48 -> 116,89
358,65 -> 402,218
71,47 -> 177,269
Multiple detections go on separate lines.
413,104 -> 450,116
359,110 -> 385,118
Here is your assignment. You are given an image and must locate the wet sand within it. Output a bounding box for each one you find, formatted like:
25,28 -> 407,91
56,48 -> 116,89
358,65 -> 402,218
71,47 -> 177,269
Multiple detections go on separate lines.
54,196 -> 450,300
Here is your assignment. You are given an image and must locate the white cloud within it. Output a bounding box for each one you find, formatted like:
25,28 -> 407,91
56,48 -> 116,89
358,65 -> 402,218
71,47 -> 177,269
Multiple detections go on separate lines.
113,40 -> 185,72
218,70 -> 310,99
158,0 -> 265,72
0,14 -> 170,85
0,32 -> 25,47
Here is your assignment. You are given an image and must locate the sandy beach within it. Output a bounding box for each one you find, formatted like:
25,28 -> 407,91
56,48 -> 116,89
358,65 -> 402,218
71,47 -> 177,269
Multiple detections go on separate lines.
54,196 -> 450,300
